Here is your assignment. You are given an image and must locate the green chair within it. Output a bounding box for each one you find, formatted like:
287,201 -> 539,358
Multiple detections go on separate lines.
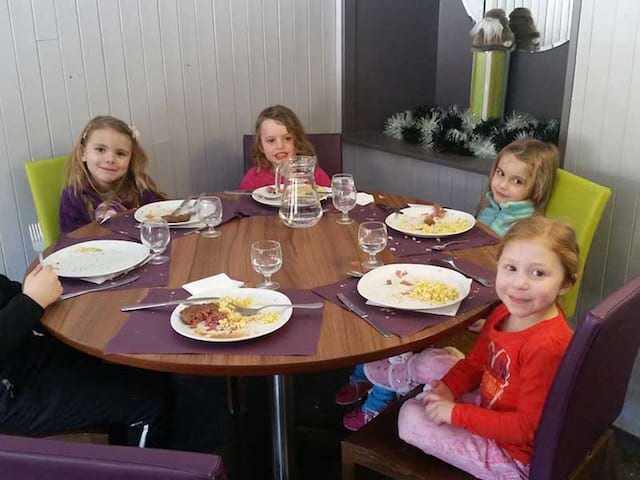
24,155 -> 67,247
545,168 -> 611,319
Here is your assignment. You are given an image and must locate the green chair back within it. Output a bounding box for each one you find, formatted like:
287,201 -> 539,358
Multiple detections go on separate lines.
24,155 -> 67,247
545,168 -> 611,319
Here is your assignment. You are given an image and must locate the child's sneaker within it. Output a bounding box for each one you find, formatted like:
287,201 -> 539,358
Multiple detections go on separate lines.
342,406 -> 379,431
335,380 -> 373,405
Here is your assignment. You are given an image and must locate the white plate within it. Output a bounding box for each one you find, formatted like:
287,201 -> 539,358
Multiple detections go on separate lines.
251,186 -> 332,207
44,240 -> 150,278
134,200 -> 202,227
170,288 -> 293,342
385,205 -> 476,238
357,263 -> 471,310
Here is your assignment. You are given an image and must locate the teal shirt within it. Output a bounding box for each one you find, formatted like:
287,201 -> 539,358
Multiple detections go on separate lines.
477,192 -> 536,237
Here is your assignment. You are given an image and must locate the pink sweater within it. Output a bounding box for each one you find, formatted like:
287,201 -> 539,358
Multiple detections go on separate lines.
239,166 -> 331,190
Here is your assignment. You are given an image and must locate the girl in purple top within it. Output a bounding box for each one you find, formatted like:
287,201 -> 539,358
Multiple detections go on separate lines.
60,115 -> 164,233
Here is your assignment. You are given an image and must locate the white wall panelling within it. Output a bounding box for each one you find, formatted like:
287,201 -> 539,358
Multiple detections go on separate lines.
0,0 -> 339,279
564,0 -> 640,436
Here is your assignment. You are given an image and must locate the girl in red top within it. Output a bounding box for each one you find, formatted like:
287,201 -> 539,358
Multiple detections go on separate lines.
396,216 -> 578,479
239,105 -> 331,190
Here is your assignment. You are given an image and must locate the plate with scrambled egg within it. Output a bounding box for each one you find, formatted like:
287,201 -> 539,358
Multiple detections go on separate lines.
357,264 -> 471,310
170,288 -> 293,342
385,205 -> 475,238
43,240 -> 150,278
134,200 -> 204,227
252,185 -> 332,207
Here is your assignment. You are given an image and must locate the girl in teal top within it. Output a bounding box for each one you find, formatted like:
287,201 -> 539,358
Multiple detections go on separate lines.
339,138 -> 560,432
476,138 -> 559,237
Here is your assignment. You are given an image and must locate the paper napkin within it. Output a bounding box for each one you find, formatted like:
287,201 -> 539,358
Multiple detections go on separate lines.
182,273 -> 244,296
356,192 -> 374,206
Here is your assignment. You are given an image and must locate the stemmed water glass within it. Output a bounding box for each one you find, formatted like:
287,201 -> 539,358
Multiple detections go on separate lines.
331,173 -> 357,224
197,196 -> 223,238
358,221 -> 388,269
140,219 -> 170,265
251,240 -> 283,290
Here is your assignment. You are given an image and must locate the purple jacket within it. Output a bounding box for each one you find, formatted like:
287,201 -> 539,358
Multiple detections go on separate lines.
60,188 -> 163,234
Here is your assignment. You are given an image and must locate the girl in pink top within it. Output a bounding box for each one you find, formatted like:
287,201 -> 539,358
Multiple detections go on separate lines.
239,105 -> 331,190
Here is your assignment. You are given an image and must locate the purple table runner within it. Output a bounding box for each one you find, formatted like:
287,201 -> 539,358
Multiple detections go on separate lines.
104,288 -> 324,356
349,205 -> 499,257
312,259 -> 498,337
52,234 -> 171,294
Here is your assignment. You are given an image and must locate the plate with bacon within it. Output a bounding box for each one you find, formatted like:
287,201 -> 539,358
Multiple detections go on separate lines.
169,288 -> 292,342
384,204 -> 476,238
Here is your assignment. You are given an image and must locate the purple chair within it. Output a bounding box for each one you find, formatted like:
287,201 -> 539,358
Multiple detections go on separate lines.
342,276 -> 640,480
242,133 -> 343,176
0,434 -> 226,480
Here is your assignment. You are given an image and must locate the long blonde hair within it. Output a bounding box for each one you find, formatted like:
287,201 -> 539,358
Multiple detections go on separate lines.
252,105 -> 315,171
498,215 -> 579,290
65,116 -> 162,213
478,138 -> 558,212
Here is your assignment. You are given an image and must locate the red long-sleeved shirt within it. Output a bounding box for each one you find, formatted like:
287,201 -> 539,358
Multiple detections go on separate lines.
442,303 -> 572,464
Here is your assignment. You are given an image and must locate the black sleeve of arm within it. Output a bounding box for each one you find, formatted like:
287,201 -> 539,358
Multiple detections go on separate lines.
0,277 -> 44,358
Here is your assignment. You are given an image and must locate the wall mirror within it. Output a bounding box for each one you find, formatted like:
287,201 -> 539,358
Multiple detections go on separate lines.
461,0 -> 575,51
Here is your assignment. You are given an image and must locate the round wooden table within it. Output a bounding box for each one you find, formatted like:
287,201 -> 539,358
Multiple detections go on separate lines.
41,194 -> 498,480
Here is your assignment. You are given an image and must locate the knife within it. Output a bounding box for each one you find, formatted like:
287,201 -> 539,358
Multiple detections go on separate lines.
168,195 -> 195,216
337,293 -> 395,338
120,296 -> 221,312
223,190 -> 254,195
59,274 -> 141,301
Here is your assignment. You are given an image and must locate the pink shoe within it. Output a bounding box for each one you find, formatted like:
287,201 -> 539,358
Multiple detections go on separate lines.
343,406 -> 379,431
335,380 -> 373,406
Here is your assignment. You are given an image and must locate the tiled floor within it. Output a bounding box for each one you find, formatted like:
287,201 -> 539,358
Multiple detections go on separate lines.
221,369 -> 640,479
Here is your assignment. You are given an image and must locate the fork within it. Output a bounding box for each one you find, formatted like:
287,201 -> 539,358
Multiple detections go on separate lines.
429,239 -> 470,251
28,223 -> 45,265
437,257 -> 494,288
234,302 -> 324,316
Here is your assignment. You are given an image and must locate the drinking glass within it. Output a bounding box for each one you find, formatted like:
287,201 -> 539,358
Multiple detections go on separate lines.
358,221 -> 388,269
140,219 -> 170,265
197,196 -> 223,238
251,240 -> 283,290
331,173 -> 357,224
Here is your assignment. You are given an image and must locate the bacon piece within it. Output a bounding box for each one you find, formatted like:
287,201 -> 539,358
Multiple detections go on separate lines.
180,303 -> 225,329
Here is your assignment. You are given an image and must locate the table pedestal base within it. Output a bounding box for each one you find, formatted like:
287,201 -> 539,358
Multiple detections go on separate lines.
271,374 -> 295,480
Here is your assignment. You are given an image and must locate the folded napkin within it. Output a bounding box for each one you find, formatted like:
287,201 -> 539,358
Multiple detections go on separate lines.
182,273 -> 244,296
365,276 -> 472,316
356,192 -> 374,206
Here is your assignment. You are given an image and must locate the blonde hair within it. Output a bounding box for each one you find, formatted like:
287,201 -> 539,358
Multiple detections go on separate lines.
478,138 -> 558,212
498,215 -> 579,289
252,105 -> 315,171
65,116 -> 162,215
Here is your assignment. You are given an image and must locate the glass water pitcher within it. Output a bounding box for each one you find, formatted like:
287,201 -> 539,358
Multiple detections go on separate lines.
276,155 -> 323,228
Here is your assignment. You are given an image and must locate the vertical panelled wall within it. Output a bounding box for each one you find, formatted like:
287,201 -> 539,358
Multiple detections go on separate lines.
564,0 -> 640,436
0,0 -> 339,279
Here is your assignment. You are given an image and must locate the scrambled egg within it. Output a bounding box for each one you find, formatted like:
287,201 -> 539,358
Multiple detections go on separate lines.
399,217 -> 471,235
76,247 -> 102,253
204,296 -> 279,336
407,280 -> 459,304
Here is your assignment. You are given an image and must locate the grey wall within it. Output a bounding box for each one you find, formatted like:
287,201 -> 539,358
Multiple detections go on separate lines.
342,0 -> 439,132
0,0 -> 340,280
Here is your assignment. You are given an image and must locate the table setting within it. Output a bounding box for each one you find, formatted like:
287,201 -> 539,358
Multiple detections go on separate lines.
104,273 -> 325,356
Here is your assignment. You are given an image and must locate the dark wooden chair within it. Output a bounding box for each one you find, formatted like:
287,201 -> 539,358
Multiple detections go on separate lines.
242,133 -> 343,176
342,275 -> 640,479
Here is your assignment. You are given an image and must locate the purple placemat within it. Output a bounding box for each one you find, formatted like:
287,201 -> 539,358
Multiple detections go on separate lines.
350,205 -> 499,257
104,288 -> 324,356
233,196 -> 279,217
312,259 -> 498,337
51,234 -> 171,294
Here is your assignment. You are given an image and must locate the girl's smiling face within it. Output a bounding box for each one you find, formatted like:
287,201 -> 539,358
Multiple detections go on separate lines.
259,119 -> 297,167
496,238 -> 572,326
82,128 -> 132,190
490,153 -> 534,204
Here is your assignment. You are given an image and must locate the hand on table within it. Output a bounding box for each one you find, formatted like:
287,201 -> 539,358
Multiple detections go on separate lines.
23,265 -> 62,308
